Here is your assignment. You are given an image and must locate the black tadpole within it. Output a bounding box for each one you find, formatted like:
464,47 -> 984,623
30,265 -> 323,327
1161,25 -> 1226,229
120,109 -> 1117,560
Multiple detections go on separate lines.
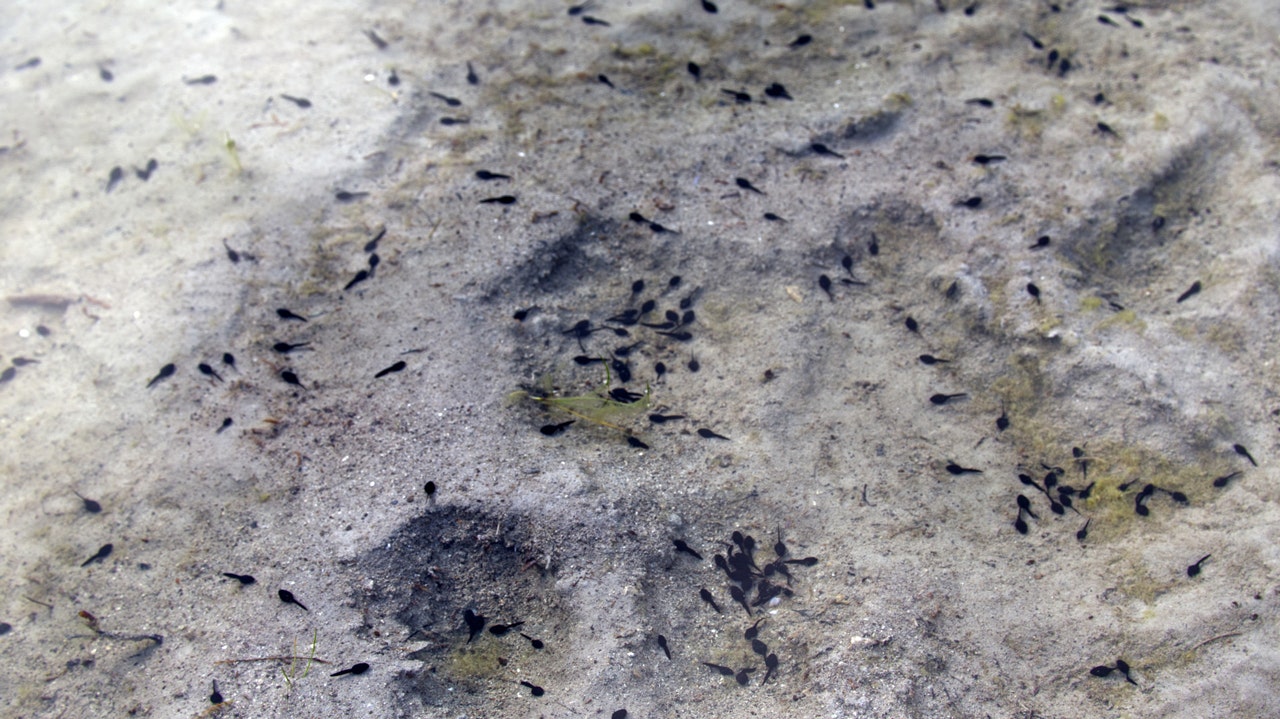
222,572 -> 256,585
273,341 -> 310,354
428,91 -> 461,107
488,621 -> 523,636
703,662 -> 734,677
344,270 -> 369,290
1233,443 -> 1258,467
764,82 -> 792,100
1212,471 -> 1242,488
73,490 -> 102,513
1015,495 -> 1039,519
106,166 -> 124,193
375,361 -> 407,378
135,158 -> 158,181
1134,492 -> 1151,516
656,634 -> 671,659
673,539 -> 703,560
762,653 -> 779,684
278,589 -> 308,611
520,680 -> 545,696
929,392 -> 967,405
147,363 -> 176,388
82,543 -> 113,567
463,609 -> 486,642
331,662 -> 369,677
276,308 -> 308,322
1014,515 -> 1028,534
735,177 -> 765,194
811,142 -> 844,158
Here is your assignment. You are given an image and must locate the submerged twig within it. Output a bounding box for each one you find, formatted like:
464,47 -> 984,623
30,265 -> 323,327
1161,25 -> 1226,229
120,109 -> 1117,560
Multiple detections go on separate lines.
215,655 -> 332,666
1191,632 -> 1242,652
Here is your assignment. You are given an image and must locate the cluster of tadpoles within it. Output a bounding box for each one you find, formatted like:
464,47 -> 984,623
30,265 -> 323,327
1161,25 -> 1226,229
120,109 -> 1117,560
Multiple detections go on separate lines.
1012,464 -> 1095,535
1124,481 -> 1187,516
709,530 -> 816,617
527,276 -> 721,448
817,253 -> 868,301
1090,658 -> 1138,685
552,277 -> 701,380
1013,442 -> 1260,537
462,608 -> 544,650
456,611 -> 551,695
702,617 -> 780,686
690,530 -> 817,687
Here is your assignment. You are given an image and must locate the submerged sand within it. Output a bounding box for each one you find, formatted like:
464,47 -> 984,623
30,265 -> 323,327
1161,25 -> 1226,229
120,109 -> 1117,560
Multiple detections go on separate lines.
1,1 -> 1279,717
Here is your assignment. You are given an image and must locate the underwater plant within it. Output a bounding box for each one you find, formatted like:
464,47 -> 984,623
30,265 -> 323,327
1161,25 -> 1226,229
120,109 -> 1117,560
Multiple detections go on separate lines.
509,363 -> 651,435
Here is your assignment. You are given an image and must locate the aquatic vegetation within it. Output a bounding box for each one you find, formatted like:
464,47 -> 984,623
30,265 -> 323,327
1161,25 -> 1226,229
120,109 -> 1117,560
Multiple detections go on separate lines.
509,364 -> 651,434
280,629 -> 318,692
223,132 -> 242,174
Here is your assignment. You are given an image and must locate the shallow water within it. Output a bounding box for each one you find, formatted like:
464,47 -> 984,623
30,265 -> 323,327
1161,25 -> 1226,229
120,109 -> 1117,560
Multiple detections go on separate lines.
2,1 -> 1279,717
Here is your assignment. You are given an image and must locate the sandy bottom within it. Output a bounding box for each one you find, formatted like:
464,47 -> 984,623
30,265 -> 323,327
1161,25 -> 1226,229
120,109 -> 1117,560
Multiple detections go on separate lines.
2,1 -> 1279,717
